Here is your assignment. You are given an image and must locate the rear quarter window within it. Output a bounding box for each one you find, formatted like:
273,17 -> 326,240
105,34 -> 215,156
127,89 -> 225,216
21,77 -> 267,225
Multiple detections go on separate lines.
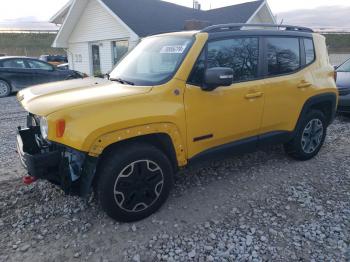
304,38 -> 316,65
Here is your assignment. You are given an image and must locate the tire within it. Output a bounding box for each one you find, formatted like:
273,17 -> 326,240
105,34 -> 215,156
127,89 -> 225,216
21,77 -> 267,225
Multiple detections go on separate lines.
96,143 -> 174,222
284,110 -> 327,161
0,80 -> 11,98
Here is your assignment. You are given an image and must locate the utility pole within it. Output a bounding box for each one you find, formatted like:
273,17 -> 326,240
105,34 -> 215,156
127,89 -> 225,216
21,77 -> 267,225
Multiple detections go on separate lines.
193,0 -> 201,10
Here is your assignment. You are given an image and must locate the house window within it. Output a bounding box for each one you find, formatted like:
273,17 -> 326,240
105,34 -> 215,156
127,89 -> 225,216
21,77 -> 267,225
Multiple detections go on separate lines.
112,40 -> 129,65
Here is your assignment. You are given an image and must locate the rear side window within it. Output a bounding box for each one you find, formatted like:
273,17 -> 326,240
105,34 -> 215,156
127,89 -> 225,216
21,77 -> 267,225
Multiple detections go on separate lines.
266,37 -> 300,76
2,59 -> 27,69
188,37 -> 259,86
304,38 -> 315,64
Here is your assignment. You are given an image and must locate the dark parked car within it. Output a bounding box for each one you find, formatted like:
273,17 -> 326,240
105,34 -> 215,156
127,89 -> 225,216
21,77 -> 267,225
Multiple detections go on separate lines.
39,55 -> 68,66
0,57 -> 83,98
336,58 -> 350,113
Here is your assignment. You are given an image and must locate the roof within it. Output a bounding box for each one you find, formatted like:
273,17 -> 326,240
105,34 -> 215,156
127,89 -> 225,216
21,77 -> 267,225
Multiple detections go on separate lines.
52,0 -> 275,48
0,56 -> 37,60
50,0 -> 73,24
100,0 -> 265,36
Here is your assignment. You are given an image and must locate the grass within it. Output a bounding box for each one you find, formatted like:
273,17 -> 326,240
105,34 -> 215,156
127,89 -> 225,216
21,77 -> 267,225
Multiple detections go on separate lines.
0,32 -> 349,58
323,34 -> 350,53
0,33 -> 65,57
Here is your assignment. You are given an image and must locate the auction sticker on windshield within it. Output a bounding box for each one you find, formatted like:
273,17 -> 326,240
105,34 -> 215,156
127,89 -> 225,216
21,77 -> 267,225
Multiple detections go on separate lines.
160,45 -> 188,54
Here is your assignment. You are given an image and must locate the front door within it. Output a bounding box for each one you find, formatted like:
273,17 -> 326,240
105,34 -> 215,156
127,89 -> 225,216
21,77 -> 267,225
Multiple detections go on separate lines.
185,37 -> 265,158
91,44 -> 101,76
25,59 -> 57,85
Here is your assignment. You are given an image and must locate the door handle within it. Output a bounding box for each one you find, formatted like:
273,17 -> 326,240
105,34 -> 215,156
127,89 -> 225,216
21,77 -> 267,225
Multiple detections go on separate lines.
298,81 -> 312,89
245,92 -> 264,99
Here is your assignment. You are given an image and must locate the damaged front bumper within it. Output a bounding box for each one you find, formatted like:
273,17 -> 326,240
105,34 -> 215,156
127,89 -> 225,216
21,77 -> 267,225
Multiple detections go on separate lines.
16,120 -> 98,197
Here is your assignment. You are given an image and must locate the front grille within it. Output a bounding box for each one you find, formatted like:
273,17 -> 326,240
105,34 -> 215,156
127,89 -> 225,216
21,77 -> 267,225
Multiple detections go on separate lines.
26,114 -> 39,127
26,114 -> 50,148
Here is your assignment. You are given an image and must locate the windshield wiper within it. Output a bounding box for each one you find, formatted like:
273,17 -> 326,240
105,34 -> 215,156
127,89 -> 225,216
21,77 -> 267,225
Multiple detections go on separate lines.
110,78 -> 135,86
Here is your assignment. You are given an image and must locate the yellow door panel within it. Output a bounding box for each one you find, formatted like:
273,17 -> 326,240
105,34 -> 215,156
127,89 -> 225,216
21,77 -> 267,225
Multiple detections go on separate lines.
260,69 -> 315,133
185,81 -> 265,158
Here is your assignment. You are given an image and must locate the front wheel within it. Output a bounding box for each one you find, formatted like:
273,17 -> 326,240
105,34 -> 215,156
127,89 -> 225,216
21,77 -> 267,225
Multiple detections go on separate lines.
0,80 -> 11,98
96,143 -> 174,222
284,110 -> 327,161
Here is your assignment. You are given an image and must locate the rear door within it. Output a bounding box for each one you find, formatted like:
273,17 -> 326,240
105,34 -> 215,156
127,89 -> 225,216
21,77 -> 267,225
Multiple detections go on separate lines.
0,58 -> 34,89
259,36 -> 315,134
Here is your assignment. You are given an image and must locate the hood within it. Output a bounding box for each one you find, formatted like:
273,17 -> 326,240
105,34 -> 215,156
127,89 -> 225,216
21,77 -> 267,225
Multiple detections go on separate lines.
336,71 -> 350,89
17,77 -> 152,116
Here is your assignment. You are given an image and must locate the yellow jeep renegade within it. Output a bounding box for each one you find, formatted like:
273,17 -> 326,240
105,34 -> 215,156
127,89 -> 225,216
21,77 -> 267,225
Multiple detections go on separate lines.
16,24 -> 338,222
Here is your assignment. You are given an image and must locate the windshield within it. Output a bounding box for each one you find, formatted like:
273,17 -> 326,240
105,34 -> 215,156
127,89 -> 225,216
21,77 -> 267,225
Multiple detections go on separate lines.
337,59 -> 350,72
109,35 -> 194,86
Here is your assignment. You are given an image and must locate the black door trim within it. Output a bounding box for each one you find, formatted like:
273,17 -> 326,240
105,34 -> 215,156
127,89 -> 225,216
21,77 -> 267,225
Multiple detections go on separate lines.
188,136 -> 258,166
193,134 -> 214,142
188,131 -> 293,166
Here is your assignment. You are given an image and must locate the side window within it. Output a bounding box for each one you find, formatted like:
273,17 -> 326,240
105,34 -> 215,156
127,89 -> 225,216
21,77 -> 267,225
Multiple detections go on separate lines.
2,59 -> 27,69
266,37 -> 300,76
188,37 -> 259,86
27,60 -> 53,70
304,38 -> 315,64
208,38 -> 259,82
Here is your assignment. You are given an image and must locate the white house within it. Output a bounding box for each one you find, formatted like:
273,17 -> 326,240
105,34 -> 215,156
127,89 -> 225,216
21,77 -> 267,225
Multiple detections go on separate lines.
51,0 -> 276,76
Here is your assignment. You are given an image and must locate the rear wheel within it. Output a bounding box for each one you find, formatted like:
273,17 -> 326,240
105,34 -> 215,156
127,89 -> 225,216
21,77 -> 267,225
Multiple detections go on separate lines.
284,110 -> 327,161
0,80 -> 11,98
96,143 -> 174,222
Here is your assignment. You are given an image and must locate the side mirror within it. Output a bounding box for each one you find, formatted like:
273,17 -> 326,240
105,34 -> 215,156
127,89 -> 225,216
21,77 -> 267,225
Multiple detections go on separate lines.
202,67 -> 234,91
334,65 -> 339,71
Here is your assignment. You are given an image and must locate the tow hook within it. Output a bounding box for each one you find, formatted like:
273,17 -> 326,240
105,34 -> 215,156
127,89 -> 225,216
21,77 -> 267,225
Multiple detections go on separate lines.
23,176 -> 38,185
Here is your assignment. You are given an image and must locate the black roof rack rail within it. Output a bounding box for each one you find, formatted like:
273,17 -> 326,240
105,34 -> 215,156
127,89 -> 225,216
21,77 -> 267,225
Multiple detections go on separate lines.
201,23 -> 314,33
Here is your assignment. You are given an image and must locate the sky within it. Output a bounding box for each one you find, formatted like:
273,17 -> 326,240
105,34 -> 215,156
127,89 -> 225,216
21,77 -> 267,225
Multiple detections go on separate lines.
1,0 -> 350,22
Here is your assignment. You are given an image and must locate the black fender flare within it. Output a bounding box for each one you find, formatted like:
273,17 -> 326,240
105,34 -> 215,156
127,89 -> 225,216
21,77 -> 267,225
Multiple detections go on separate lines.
295,93 -> 337,132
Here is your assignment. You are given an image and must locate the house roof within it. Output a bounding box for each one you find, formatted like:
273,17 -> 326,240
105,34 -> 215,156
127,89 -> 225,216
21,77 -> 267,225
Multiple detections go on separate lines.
52,0 -> 275,48
50,0 -> 73,24
101,0 -> 265,36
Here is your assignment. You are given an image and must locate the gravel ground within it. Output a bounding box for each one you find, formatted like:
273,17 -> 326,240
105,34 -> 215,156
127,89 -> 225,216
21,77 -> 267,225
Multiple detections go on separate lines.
0,96 -> 349,262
